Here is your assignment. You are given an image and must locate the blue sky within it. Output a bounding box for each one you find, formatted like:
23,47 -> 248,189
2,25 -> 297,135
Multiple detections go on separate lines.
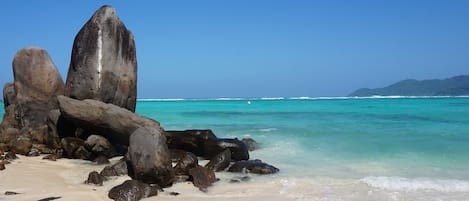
0,1 -> 468,98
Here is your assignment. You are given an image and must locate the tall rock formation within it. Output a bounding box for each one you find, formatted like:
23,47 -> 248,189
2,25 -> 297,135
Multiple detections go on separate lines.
0,47 -> 64,147
65,5 -> 137,112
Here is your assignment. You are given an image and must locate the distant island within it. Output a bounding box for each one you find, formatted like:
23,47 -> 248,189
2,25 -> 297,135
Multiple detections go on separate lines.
349,75 -> 469,97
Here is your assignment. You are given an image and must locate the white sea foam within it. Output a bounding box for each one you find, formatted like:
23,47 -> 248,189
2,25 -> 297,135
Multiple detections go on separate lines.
259,128 -> 278,132
137,98 -> 186,101
360,176 -> 469,192
260,97 -> 285,100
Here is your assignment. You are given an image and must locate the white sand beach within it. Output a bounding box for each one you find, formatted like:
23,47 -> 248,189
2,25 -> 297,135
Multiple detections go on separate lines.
0,156 -> 300,201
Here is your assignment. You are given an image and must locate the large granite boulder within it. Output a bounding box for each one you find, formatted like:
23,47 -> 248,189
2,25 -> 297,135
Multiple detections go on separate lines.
12,47 -> 64,105
108,180 -> 159,201
0,47 -> 64,150
165,130 -> 249,161
127,127 -> 174,187
65,5 -> 137,112
57,95 -> 160,146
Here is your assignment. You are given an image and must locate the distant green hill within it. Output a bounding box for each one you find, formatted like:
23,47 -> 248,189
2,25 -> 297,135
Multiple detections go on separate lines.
349,75 -> 469,97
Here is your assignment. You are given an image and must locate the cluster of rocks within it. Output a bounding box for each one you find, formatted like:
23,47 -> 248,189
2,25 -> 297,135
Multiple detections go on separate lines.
0,5 -> 278,201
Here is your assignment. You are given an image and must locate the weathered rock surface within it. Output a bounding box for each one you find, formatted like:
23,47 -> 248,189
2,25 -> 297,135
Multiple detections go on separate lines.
188,166 -> 216,191
165,130 -> 217,156
108,180 -> 158,201
10,137 -> 32,155
60,137 -> 92,159
0,161 -> 5,170
4,151 -> 17,160
57,95 -> 160,146
46,110 -> 61,148
100,158 -> 128,177
165,130 -> 249,161
205,138 -> 249,161
2,83 -> 16,108
127,127 -> 174,187
173,151 -> 198,176
0,143 -> 8,152
0,47 -> 64,151
0,128 -> 19,144
0,105 -> 19,134
205,149 -> 231,172
228,159 -> 279,174
11,47 -> 64,130
242,137 -> 258,151
65,5 -> 137,112
42,154 -> 58,161
13,47 -> 64,106
93,155 -> 110,164
85,135 -> 116,158
85,171 -> 107,186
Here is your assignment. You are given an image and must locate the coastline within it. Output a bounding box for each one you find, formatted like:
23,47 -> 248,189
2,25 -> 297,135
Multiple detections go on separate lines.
2,155 -> 469,201
0,156 -> 299,201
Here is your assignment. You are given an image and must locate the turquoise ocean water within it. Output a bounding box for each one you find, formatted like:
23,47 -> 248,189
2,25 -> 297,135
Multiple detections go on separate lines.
2,97 -> 469,199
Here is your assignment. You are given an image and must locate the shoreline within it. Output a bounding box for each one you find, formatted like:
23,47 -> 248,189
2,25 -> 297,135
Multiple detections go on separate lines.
2,155 -> 469,201
0,155 -> 299,201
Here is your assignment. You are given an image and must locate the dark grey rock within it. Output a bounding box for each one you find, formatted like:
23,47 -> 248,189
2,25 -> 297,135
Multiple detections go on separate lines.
242,137 -> 258,151
37,196 -> 61,201
173,175 -> 190,183
74,145 -> 92,160
4,191 -> 20,195
165,130 -> 249,161
127,127 -> 174,187
60,137 -> 85,158
228,159 -> 279,174
205,149 -> 231,172
229,176 -> 251,183
101,158 -> 128,177
4,151 -> 17,160
188,166 -> 216,192
173,151 -> 198,176
165,130 -> 217,156
46,109 -> 61,149
93,155 -> 110,164
85,171 -> 107,186
42,154 -> 58,161
108,180 -> 158,201
32,143 -> 54,154
65,5 -> 137,112
28,148 -> 40,156
85,135 -> 116,158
